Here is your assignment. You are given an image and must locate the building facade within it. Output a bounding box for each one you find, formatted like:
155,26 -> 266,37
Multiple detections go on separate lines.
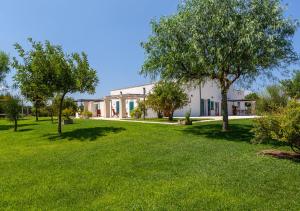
79,80 -> 255,118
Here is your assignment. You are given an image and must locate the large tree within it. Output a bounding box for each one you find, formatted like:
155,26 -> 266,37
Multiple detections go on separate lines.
141,0 -> 298,131
146,81 -> 188,121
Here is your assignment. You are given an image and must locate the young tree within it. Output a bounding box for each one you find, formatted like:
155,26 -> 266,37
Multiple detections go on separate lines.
4,95 -> 22,131
13,39 -> 98,135
141,0 -> 298,131
13,40 -> 52,121
281,70 -> 300,99
0,51 -> 10,84
146,81 -> 188,121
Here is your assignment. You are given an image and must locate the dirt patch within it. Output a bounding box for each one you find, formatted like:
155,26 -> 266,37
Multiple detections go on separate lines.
259,149 -> 300,161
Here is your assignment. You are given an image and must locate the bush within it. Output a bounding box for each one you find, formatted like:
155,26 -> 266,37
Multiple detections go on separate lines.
130,107 -> 142,119
185,109 -> 191,123
82,110 -> 92,118
62,108 -> 73,120
252,100 -> 300,153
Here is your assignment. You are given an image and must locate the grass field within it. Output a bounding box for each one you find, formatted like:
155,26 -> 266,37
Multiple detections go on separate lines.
0,118 -> 299,210
124,117 -> 212,123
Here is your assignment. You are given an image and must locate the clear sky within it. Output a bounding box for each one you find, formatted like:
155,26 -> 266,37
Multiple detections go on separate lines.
0,0 -> 299,99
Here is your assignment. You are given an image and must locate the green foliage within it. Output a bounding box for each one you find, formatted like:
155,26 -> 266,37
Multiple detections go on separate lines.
256,85 -> 288,113
82,110 -> 92,118
13,39 -> 98,134
141,0 -> 298,130
4,95 -> 22,131
0,51 -> 10,84
1,118 -> 300,210
245,93 -> 259,101
252,100 -> 300,153
146,81 -> 188,121
130,106 -> 143,119
131,101 -> 147,119
281,70 -> 300,99
62,108 -> 73,120
185,109 -> 191,123
52,95 -> 77,116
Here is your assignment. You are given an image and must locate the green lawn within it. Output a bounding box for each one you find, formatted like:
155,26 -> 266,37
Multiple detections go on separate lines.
0,118 -> 299,210
125,117 -> 212,123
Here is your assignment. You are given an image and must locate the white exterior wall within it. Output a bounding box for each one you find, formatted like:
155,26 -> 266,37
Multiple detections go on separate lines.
83,81 -> 248,118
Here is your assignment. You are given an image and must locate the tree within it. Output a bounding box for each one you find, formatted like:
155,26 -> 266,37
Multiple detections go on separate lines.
13,40 -> 53,121
13,39 -> 98,135
0,51 -> 10,84
245,92 -> 259,101
141,0 -> 298,131
4,95 -> 22,131
281,70 -> 300,99
47,48 -> 98,135
146,81 -> 188,121
256,85 -> 288,113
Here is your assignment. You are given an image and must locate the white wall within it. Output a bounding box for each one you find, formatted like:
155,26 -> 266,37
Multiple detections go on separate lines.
106,80 -> 248,117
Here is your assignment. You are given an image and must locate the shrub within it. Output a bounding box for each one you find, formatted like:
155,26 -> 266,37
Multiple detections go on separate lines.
62,108 -> 73,120
82,110 -> 92,118
130,107 -> 142,119
185,109 -> 191,123
252,100 -> 300,153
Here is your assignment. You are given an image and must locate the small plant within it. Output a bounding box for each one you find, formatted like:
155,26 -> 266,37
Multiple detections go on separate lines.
185,109 -> 191,123
130,107 -> 142,119
82,110 -> 93,119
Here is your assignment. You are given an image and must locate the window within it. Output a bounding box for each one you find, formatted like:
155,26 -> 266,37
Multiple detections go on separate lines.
210,101 -> 214,110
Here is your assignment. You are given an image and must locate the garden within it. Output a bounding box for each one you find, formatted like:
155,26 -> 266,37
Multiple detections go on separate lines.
0,117 -> 299,210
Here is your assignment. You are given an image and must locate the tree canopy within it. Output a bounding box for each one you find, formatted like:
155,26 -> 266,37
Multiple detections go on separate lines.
0,51 -> 10,85
13,39 -> 53,121
13,39 -> 98,135
281,70 -> 300,99
141,0 -> 299,130
146,81 -> 188,121
4,95 -> 22,132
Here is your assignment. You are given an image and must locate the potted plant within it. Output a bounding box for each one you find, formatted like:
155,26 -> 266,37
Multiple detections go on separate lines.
62,108 -> 74,124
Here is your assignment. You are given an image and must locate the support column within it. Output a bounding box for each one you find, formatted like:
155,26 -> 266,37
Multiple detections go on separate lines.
103,98 -> 111,118
119,96 -> 127,119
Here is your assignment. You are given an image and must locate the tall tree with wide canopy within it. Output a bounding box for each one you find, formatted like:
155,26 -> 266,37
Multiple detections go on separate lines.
141,0 -> 299,131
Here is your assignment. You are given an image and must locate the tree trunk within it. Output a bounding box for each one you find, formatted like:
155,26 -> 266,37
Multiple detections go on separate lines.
35,105 -> 39,121
58,93 -> 66,135
221,88 -> 229,131
51,110 -> 54,123
14,118 -> 17,132
168,112 -> 174,121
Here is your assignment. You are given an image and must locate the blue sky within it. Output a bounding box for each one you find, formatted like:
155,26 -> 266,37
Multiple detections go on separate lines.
0,0 -> 299,99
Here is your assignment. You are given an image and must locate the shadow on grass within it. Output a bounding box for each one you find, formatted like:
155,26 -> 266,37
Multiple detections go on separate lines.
46,127 -> 126,141
182,122 -> 287,147
0,123 -> 38,131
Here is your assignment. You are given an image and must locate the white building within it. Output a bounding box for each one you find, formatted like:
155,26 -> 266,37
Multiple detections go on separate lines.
79,80 -> 255,118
